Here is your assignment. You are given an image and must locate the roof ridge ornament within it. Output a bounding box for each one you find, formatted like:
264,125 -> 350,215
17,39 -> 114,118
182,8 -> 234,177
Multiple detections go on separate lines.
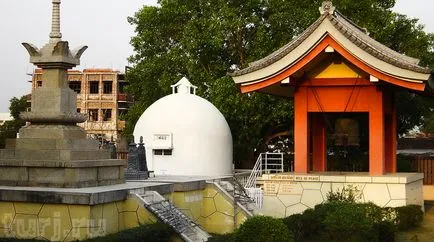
49,0 -> 62,42
171,77 -> 198,95
319,1 -> 336,15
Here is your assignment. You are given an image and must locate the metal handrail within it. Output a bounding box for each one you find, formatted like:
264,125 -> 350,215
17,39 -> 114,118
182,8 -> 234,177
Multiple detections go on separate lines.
244,154 -> 262,188
244,152 -> 284,189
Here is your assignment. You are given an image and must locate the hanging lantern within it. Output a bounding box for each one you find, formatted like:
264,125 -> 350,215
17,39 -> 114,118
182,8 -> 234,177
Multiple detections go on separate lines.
334,118 -> 360,146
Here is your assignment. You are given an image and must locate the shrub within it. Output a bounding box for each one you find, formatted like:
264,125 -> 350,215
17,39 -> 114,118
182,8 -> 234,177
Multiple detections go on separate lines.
359,202 -> 384,223
374,221 -> 396,242
235,216 -> 294,242
356,202 -> 396,241
321,202 -> 376,242
281,202 -> 427,242
326,185 -> 362,203
282,209 -> 322,241
395,205 -> 424,231
381,206 -> 398,224
208,233 -> 234,242
82,223 -> 175,242
312,202 -> 342,223
282,213 -> 303,241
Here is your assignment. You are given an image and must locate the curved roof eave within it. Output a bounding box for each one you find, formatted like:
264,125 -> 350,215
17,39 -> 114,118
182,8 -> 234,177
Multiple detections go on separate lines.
230,11 -> 431,87
238,35 -> 427,93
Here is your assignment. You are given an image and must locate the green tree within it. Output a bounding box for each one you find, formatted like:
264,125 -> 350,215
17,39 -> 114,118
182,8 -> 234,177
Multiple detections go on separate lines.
421,111 -> 434,135
0,96 -> 27,148
126,0 -> 434,167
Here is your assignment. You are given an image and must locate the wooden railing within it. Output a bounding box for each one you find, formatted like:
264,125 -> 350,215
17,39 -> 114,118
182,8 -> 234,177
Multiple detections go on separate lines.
117,151 -> 128,160
117,93 -> 132,102
414,156 -> 434,185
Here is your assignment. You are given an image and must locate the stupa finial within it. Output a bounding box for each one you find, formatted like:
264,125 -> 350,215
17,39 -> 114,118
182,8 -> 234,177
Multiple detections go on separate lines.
171,77 -> 198,95
22,0 -> 88,68
319,1 -> 335,15
49,0 -> 62,42
20,0 -> 88,124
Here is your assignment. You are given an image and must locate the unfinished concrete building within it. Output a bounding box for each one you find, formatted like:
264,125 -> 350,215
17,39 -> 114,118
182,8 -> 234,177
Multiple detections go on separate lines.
30,68 -> 130,142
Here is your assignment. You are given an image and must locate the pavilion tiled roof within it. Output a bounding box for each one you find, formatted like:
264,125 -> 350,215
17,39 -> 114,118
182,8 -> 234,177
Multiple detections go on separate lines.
230,6 -> 431,77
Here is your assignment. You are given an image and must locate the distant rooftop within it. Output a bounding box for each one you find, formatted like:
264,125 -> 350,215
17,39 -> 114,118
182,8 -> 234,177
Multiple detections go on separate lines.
34,68 -> 122,74
398,137 -> 434,150
0,113 -> 12,122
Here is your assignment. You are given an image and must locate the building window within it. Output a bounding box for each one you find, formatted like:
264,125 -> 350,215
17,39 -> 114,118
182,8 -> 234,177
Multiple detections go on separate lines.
119,82 -> 128,93
69,81 -> 81,93
88,109 -> 99,121
103,81 -> 113,94
102,109 -> 112,121
77,108 -> 81,113
89,81 -> 99,94
118,109 -> 128,120
37,81 -> 42,87
153,149 -> 172,156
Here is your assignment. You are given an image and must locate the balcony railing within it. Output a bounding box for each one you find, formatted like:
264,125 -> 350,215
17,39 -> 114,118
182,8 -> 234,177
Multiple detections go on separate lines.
117,93 -> 130,102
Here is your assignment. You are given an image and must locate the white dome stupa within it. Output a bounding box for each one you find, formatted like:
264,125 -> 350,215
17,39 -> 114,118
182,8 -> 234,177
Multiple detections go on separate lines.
133,77 -> 233,176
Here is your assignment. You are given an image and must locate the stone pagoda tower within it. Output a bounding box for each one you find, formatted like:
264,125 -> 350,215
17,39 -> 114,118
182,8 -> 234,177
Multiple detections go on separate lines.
0,0 -> 125,188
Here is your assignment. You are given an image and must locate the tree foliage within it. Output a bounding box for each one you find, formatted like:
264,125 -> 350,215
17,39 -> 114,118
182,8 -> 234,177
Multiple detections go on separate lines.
126,0 -> 434,167
0,96 -> 27,148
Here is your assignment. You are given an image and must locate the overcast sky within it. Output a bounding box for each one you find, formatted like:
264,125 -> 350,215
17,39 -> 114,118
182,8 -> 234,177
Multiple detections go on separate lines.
0,0 -> 432,112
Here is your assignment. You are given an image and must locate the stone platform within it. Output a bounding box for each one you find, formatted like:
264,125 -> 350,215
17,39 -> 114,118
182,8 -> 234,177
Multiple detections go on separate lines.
0,176 -> 247,240
0,159 -> 125,188
0,182 -> 172,205
0,176 -> 215,206
0,125 -> 126,188
0,182 -> 170,240
259,172 -> 424,218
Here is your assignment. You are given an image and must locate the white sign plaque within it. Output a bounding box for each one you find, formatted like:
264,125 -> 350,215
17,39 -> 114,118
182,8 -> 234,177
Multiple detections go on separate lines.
152,133 -> 173,149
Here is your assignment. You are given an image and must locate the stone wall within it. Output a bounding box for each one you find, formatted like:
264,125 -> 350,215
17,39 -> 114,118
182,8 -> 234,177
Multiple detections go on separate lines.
0,183 -> 249,241
166,184 -> 248,234
0,198 -> 156,241
423,185 -> 434,201
260,173 -> 424,218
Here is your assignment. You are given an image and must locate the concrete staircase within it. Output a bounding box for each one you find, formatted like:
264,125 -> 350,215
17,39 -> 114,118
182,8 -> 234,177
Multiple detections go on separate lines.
214,179 -> 260,216
133,191 -> 210,242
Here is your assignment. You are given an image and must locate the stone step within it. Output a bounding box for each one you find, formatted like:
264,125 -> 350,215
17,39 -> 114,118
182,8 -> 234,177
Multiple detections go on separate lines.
136,192 -> 211,242
19,124 -> 87,140
13,138 -> 100,151
7,149 -> 110,161
0,160 -> 125,188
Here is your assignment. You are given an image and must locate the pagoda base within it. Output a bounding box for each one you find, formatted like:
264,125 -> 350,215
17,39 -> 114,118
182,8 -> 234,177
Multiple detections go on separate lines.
0,124 -> 125,188
0,159 -> 125,188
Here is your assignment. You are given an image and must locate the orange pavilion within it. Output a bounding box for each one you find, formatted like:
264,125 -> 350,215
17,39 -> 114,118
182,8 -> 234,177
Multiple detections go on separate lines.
231,1 -> 432,176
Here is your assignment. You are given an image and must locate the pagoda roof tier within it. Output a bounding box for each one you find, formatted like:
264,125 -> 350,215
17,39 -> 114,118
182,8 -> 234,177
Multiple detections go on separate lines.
230,2 -> 432,94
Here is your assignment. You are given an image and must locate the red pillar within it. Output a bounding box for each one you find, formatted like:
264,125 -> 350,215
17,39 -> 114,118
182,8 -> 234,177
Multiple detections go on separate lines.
385,96 -> 397,173
312,113 -> 327,172
369,87 -> 385,175
294,87 -> 309,173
